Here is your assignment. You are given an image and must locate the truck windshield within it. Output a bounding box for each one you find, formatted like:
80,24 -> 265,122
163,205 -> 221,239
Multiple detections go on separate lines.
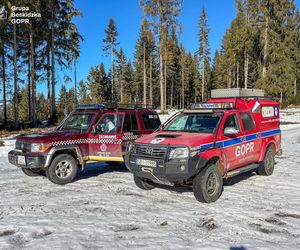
60,113 -> 95,132
164,113 -> 221,133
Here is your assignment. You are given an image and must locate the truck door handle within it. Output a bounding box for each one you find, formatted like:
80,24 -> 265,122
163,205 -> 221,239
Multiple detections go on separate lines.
241,137 -> 246,141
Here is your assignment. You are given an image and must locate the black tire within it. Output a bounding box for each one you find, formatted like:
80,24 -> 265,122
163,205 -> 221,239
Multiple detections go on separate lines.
257,146 -> 275,176
21,168 -> 44,177
134,175 -> 156,190
192,164 -> 223,203
46,154 -> 78,185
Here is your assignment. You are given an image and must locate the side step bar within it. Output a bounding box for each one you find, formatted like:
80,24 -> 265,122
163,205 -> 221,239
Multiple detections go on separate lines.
226,163 -> 259,178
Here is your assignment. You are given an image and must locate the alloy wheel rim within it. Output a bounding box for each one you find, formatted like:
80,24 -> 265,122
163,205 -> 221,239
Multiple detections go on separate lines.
55,161 -> 72,179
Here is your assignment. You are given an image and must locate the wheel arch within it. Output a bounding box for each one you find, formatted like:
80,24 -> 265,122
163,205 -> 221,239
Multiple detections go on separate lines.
45,145 -> 85,170
206,156 -> 223,173
194,155 -> 223,180
259,141 -> 276,162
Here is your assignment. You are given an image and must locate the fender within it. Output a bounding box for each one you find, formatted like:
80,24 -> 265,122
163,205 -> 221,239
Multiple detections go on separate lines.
259,139 -> 276,162
45,145 -> 85,168
198,147 -> 225,174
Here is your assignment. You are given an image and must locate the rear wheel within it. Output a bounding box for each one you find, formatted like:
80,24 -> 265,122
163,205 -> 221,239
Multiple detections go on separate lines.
21,168 -> 44,177
46,154 -> 78,185
192,164 -> 223,203
134,175 -> 156,190
257,146 -> 275,176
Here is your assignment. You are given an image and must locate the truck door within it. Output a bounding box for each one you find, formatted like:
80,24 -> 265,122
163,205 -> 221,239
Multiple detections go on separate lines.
238,112 -> 262,165
220,113 -> 245,171
122,112 -> 141,153
88,112 -> 124,162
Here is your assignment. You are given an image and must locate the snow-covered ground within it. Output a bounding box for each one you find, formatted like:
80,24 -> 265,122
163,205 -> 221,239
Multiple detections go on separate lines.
280,108 -> 300,124
0,111 -> 300,250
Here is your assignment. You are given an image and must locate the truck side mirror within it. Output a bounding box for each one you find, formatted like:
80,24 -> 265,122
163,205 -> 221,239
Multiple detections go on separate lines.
224,127 -> 239,136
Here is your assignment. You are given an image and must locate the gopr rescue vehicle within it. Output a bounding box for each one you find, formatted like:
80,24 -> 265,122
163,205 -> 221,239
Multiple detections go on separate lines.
125,88 -> 282,203
8,104 -> 161,184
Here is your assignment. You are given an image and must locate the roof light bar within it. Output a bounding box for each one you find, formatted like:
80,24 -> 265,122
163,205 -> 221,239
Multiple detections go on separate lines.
191,102 -> 233,109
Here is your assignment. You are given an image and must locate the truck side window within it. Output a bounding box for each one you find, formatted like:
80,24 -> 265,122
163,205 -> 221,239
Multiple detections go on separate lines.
142,114 -> 161,130
241,112 -> 255,131
123,114 -> 131,132
123,114 -> 139,132
97,114 -> 123,134
223,114 -> 240,133
131,114 -> 138,130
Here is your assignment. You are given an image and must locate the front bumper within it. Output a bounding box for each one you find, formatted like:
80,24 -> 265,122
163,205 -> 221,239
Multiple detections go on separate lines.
8,150 -> 46,169
125,152 -> 206,184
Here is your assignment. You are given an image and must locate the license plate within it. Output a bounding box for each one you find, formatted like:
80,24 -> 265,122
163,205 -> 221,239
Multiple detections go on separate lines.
136,159 -> 156,167
17,156 -> 26,165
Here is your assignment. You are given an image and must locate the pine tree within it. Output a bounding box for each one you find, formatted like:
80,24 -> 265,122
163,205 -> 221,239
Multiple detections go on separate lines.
0,8 -> 11,127
88,63 -> 108,103
140,0 -> 182,111
256,0 -> 297,101
165,27 -> 180,107
122,61 -> 134,103
37,93 -> 48,122
99,63 -> 109,102
134,19 -> 156,104
78,80 -> 91,104
179,44 -> 187,108
116,48 -> 127,103
197,7 -> 210,101
103,18 -> 119,101
19,85 -> 30,124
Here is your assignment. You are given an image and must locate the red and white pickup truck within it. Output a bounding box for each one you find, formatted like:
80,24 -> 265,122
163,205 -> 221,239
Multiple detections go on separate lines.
125,88 -> 282,203
8,104 -> 161,185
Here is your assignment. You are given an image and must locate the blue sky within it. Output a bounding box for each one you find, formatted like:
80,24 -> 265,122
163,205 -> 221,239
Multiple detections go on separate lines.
46,0 -> 299,95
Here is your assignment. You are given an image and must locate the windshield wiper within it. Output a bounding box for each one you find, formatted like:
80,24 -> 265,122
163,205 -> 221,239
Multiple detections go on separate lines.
178,129 -> 201,133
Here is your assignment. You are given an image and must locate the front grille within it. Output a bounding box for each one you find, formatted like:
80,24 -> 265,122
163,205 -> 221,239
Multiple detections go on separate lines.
135,144 -> 168,158
16,141 -> 31,153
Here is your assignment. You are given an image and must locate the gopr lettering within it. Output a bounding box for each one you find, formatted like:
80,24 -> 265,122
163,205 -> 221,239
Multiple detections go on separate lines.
235,142 -> 254,157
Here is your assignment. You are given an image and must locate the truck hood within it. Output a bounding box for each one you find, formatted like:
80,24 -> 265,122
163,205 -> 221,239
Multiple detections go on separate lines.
16,130 -> 82,143
135,131 -> 215,148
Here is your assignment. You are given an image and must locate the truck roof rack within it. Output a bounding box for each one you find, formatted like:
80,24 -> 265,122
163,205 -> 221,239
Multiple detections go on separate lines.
76,103 -> 156,110
211,88 -> 264,98
76,104 -> 106,110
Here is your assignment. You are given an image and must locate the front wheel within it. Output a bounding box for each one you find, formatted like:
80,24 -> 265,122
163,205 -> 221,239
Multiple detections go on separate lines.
46,154 -> 78,185
134,175 -> 156,190
257,147 -> 275,176
192,164 -> 223,203
22,168 -> 44,177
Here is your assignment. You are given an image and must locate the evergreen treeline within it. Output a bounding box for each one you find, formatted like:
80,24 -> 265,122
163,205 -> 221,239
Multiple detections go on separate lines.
1,0 -> 300,129
0,0 -> 82,129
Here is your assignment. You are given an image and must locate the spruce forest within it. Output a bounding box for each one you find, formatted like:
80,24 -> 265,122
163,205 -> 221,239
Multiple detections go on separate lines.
1,0 -> 300,130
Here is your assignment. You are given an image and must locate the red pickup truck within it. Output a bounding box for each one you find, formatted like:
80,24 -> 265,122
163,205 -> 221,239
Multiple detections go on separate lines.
125,89 -> 282,203
8,104 -> 161,185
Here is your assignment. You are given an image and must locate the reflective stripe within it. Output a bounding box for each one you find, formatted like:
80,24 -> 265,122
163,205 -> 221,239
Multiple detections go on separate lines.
260,128 -> 281,138
199,128 -> 281,151
52,138 -> 122,146
87,156 -> 124,162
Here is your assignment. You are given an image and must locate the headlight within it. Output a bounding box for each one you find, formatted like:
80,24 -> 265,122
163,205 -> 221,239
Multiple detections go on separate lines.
31,143 -> 50,153
126,142 -> 135,153
169,147 -> 189,159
